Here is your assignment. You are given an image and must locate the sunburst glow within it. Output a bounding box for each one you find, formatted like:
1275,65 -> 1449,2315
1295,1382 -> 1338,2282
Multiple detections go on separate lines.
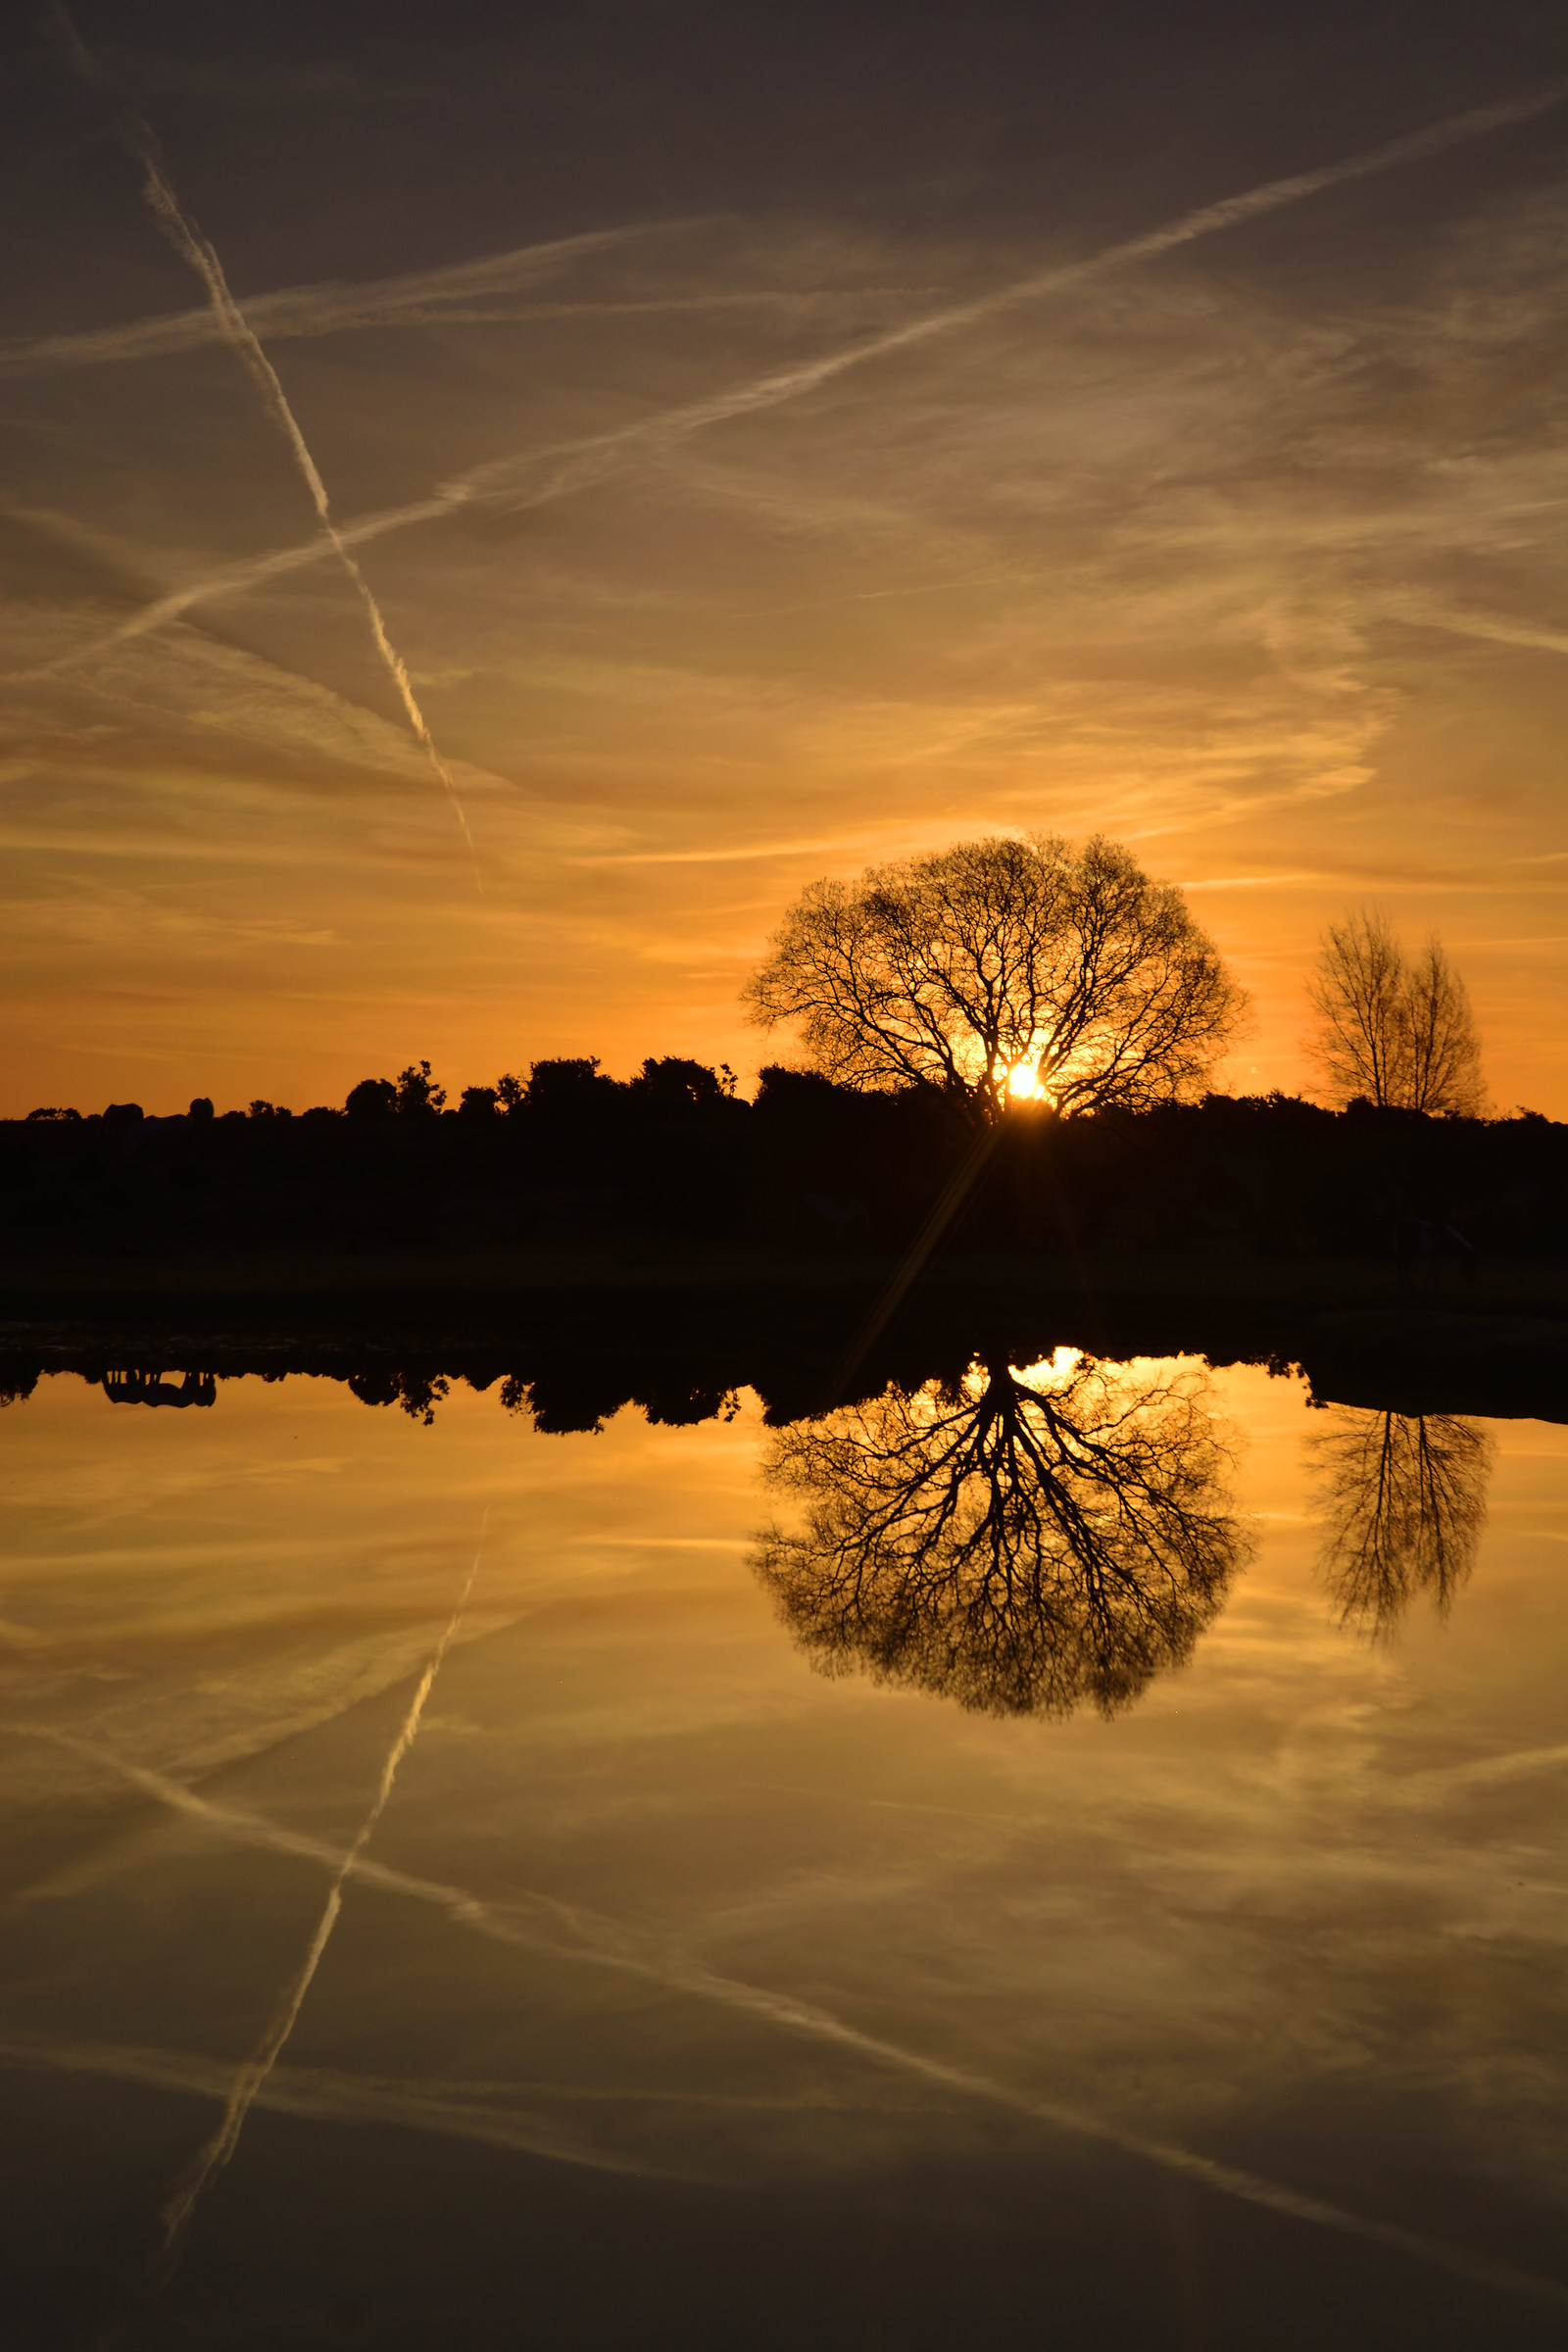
1007,1062 -> 1043,1101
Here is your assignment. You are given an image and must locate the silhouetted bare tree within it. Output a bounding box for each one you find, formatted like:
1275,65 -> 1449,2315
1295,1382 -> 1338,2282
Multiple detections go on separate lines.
752,1354 -> 1250,1718
1308,1406 -> 1494,1637
1306,909 -> 1484,1115
1400,936 -> 1486,1115
743,834 -> 1248,1124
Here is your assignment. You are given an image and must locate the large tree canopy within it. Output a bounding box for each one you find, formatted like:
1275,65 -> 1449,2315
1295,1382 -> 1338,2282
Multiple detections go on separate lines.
743,833 -> 1248,1120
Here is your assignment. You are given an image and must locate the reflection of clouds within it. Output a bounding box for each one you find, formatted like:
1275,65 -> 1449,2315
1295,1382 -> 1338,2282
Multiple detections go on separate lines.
1308,1408 -> 1495,1638
1,1377 -> 772,1804
20,1740 -> 1566,2311
753,1356 -> 1251,1719
156,1539 -> 482,2263
0,2034 -> 710,2184
6,1373 -> 1567,2310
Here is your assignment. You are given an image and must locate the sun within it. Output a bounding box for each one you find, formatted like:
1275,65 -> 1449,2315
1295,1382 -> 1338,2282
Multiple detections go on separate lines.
1007,1062 -> 1042,1101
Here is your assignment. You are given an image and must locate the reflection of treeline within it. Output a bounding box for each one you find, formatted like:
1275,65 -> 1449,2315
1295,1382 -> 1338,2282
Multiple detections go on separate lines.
0,1358 -> 748,1429
4,1062 -> 1565,1262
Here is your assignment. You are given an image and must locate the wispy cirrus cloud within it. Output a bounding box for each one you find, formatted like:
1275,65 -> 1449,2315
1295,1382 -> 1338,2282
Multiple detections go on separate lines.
45,88 -> 1562,665
6,39 -> 1564,1110
49,2 -> 484,875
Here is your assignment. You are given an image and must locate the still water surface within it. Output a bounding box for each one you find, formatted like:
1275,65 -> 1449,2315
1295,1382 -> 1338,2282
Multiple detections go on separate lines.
2,1361 -> 1564,2349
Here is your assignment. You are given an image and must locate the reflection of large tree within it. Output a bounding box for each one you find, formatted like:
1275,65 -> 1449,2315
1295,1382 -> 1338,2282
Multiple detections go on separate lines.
1309,1409 -> 1494,1637
752,1356 -> 1250,1719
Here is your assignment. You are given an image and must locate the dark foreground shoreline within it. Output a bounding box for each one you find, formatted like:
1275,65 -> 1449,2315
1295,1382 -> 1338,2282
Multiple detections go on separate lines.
5,1248 -> 1566,1423
8,1090 -> 1566,1424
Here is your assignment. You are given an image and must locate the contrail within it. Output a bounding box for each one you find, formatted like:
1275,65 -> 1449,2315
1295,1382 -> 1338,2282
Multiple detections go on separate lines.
45,81 -> 1564,671
533,86 -> 1565,452
0,278 -> 888,381
21,1727 -> 1568,2313
0,222 -> 692,377
48,5 -> 482,883
155,1533 -> 484,2270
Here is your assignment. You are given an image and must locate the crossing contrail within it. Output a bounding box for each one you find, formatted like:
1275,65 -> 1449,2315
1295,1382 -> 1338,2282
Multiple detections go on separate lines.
47,82 -> 1563,675
48,4 -> 482,883
155,1534 -> 483,2272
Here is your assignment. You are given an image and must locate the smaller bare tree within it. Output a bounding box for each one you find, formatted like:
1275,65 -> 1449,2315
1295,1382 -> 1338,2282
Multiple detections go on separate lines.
1306,908 -> 1484,1114
1399,936 -> 1486,1116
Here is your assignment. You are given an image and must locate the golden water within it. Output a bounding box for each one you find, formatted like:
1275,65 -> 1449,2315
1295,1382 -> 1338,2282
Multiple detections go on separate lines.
2,1365 -> 1564,2348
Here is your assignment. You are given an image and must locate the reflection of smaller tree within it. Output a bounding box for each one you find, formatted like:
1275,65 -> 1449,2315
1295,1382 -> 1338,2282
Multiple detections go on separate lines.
1308,1408 -> 1494,1638
752,1356 -> 1250,1720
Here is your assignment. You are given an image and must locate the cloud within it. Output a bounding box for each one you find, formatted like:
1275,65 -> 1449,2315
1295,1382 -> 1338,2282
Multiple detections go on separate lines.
6,54 -> 1563,1109
1373,595 -> 1568,658
58,88 -> 1564,664
49,3 -> 482,874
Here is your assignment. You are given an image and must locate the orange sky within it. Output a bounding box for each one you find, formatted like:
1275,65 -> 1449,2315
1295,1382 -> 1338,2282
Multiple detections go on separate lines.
3,5 -> 1563,1117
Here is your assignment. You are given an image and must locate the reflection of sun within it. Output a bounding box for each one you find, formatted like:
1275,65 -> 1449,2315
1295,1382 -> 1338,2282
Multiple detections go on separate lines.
1007,1061 -> 1042,1100
1012,1346 -> 1085,1389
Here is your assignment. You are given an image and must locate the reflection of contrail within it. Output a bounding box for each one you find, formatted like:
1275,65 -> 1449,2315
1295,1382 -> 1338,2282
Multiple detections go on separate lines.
53,84 -> 1565,669
29,1731 -> 1568,2313
156,1535 -> 483,2270
48,6 -> 481,882
0,2030 -> 929,2184
0,2034 -> 696,2183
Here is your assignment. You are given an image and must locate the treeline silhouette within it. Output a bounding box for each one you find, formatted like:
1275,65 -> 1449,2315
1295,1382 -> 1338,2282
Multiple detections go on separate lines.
5,1056 -> 1564,1265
